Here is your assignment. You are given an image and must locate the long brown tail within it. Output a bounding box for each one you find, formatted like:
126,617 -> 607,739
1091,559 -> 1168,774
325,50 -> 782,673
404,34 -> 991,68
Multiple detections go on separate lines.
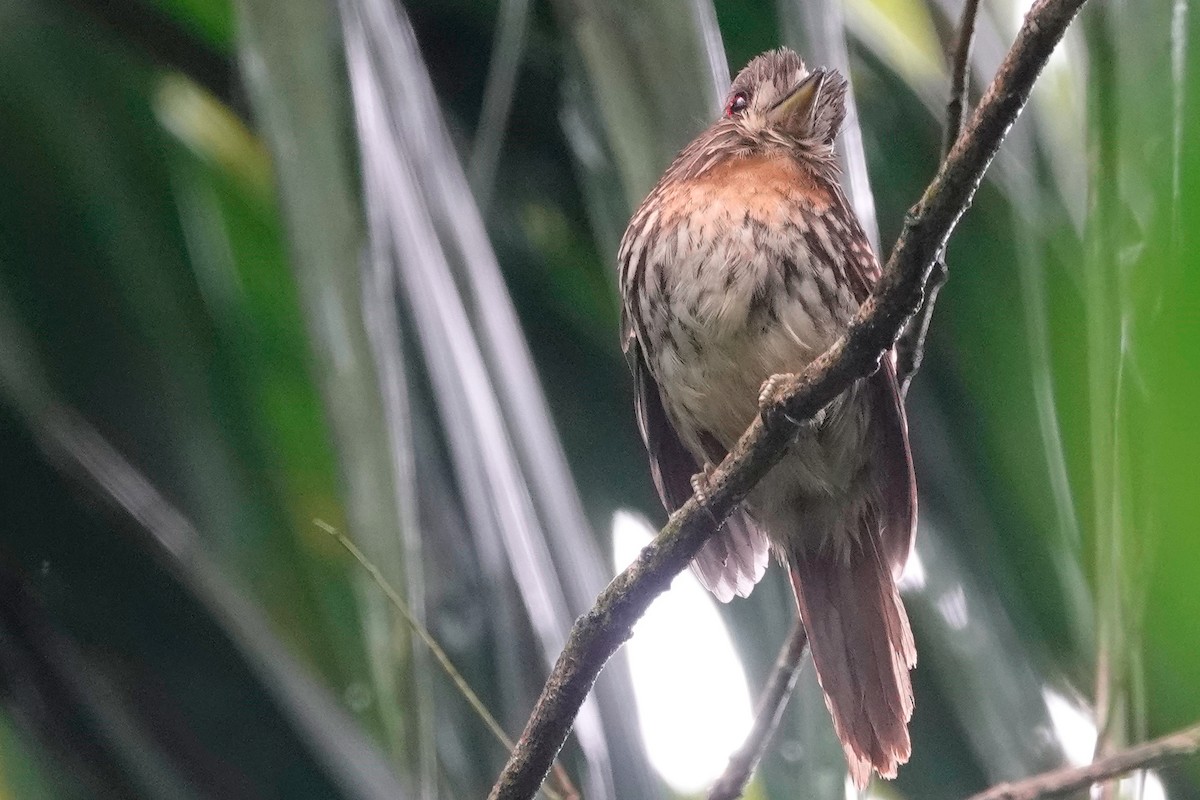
789,534 -> 916,789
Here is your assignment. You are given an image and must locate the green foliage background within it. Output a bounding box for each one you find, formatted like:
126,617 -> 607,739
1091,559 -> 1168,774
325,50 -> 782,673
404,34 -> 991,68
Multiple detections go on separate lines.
0,0 -> 1196,798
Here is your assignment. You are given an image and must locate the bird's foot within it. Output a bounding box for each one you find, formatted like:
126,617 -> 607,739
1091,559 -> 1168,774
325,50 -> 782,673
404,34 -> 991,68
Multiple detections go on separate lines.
758,372 -> 800,411
758,373 -> 825,428
691,463 -> 718,508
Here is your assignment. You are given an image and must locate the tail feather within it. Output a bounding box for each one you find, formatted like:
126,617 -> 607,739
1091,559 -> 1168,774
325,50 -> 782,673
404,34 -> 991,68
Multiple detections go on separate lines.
789,526 -> 916,788
690,511 -> 770,602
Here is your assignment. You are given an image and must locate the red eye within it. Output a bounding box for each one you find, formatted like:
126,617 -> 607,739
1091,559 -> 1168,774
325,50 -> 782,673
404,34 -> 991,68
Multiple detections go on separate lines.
724,91 -> 749,118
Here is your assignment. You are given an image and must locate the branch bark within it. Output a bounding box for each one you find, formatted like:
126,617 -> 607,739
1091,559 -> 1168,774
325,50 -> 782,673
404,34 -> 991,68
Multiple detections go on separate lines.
707,621 -> 809,800
487,1 -> 1090,797
897,0 -> 983,394
965,722 -> 1200,800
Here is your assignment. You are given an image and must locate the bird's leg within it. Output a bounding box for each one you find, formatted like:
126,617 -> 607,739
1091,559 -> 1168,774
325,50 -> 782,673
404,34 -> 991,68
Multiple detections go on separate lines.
758,373 -> 826,428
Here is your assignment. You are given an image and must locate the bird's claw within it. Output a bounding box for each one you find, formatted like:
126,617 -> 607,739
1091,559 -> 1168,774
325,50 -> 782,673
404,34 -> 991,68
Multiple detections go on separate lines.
691,463 -> 717,507
758,372 -> 799,411
759,373 -> 824,429
691,463 -> 724,524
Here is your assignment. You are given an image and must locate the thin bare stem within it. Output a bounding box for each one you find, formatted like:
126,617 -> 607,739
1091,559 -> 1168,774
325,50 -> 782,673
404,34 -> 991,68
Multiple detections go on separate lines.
317,519 -> 579,800
488,1 -> 1090,797
897,0 -> 983,394
965,722 -> 1200,800
944,0 -> 983,156
707,620 -> 809,800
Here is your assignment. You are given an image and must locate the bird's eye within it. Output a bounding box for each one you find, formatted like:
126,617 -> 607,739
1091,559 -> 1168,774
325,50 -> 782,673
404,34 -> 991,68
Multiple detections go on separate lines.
725,91 -> 749,118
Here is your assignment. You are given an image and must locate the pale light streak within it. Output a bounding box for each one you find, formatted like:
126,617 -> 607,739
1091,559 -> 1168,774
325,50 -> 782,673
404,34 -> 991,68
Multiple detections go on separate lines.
612,511 -> 755,793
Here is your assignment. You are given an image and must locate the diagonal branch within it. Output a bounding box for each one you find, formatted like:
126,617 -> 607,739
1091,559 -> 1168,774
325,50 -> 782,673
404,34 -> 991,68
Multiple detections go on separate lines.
897,0 -> 984,394
964,722 -> 1200,800
487,1 -> 1090,798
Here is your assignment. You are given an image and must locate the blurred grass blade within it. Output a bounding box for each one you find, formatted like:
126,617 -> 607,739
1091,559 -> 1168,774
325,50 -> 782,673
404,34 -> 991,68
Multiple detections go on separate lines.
231,0 -> 429,779
688,0 -> 732,98
337,1 -> 675,796
1008,163 -> 1093,646
550,0 -> 731,206
1141,0 -> 1200,786
558,73 -> 636,264
1082,5 -> 1133,759
366,0 -> 637,668
844,0 -> 944,110
360,141 -> 438,800
1081,0 -> 1190,782
469,0 -> 534,211
778,0 -> 881,251
344,0 -> 574,660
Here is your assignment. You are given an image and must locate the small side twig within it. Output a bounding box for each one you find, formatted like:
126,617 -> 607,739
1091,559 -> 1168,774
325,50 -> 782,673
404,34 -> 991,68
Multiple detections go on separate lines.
943,0 -> 984,158
488,1 -> 1089,797
707,620 -> 809,800
897,0 -> 983,394
964,721 -> 1200,800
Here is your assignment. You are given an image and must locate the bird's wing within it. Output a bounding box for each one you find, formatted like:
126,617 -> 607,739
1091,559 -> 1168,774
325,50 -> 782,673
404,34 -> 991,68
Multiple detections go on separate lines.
825,183 -> 882,304
873,357 -> 918,574
821,185 -> 917,571
622,314 -> 698,511
621,312 -> 770,602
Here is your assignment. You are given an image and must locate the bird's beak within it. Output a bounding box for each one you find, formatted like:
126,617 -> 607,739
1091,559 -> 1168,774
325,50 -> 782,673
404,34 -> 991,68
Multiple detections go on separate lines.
767,68 -> 827,132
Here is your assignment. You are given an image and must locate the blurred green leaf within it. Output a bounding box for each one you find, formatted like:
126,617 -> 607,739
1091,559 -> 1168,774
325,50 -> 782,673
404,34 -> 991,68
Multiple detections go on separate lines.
150,0 -> 235,50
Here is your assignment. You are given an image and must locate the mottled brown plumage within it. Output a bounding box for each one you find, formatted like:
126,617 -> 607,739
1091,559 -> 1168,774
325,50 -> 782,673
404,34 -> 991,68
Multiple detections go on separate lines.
619,48 -> 918,788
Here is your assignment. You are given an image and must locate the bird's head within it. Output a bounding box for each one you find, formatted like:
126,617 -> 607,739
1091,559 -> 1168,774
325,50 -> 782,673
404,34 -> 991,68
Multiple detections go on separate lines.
722,48 -> 848,151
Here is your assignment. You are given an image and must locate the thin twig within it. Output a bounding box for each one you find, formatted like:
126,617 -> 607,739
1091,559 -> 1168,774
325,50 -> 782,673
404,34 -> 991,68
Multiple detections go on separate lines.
316,519 -> 579,800
487,1 -> 1089,798
707,620 -> 809,800
897,0 -> 983,394
943,0 -> 984,157
965,722 -> 1200,800
468,0 -> 533,211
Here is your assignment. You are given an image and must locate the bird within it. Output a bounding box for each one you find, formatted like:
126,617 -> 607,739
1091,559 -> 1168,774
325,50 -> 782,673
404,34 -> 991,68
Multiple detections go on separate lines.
618,48 -> 918,788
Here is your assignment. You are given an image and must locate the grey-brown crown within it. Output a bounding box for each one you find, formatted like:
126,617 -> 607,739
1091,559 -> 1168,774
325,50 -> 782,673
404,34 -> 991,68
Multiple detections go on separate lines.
724,47 -> 848,146
729,48 -> 808,108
